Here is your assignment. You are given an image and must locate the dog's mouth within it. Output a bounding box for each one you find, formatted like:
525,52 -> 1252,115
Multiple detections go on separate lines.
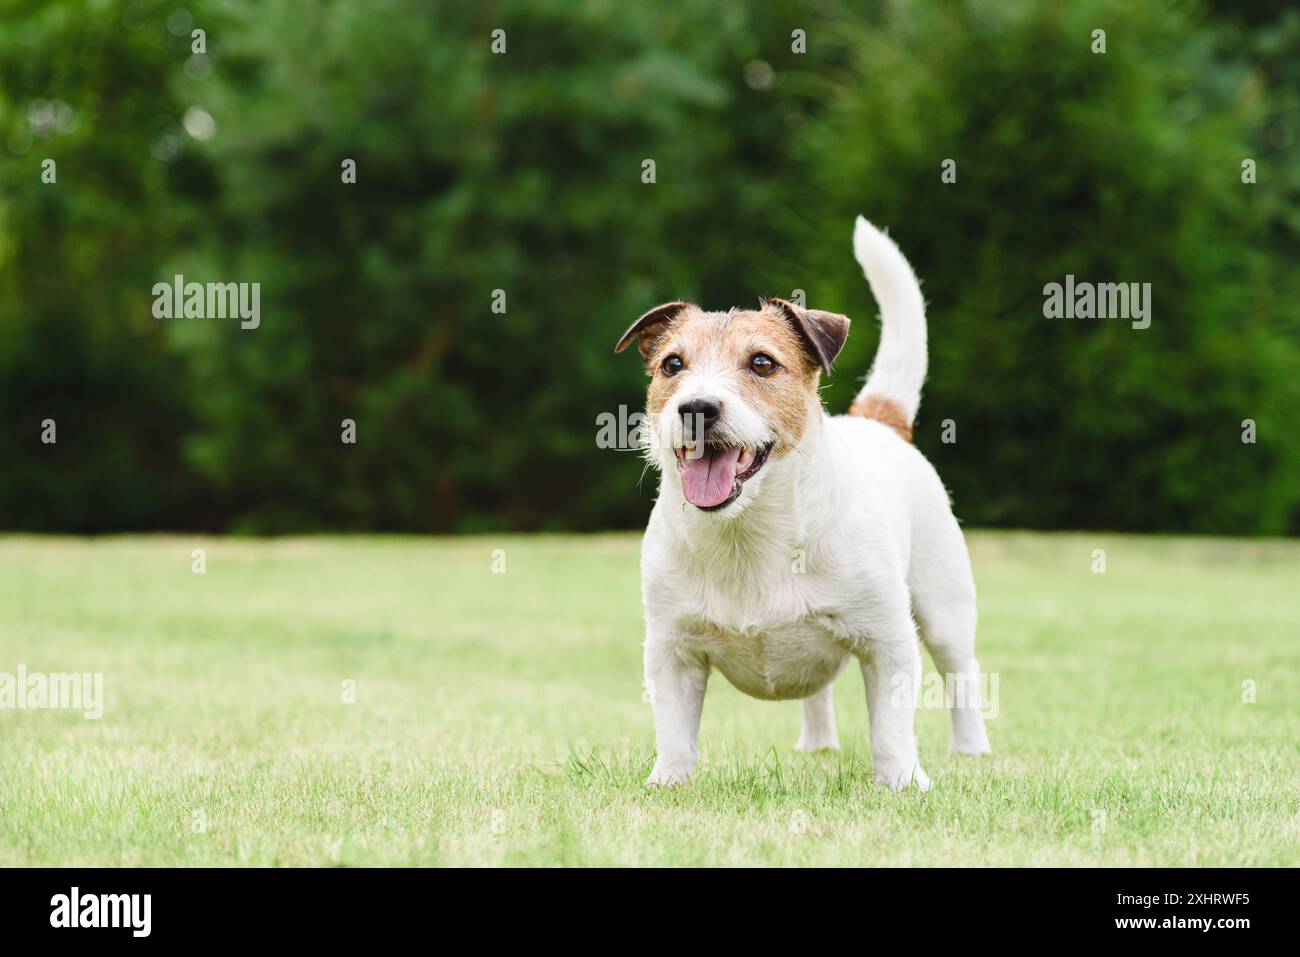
675,441 -> 772,511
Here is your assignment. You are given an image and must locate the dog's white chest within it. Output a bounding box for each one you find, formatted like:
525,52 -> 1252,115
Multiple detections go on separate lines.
683,615 -> 850,701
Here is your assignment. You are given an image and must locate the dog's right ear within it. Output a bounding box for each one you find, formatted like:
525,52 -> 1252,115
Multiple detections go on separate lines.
614,301 -> 691,366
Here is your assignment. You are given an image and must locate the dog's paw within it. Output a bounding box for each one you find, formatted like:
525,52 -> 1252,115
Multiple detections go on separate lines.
875,762 -> 931,792
795,734 -> 841,754
950,724 -> 992,756
645,762 -> 695,787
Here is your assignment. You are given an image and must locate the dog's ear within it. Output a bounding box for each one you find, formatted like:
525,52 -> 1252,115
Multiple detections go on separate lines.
768,298 -> 850,375
615,301 -> 691,364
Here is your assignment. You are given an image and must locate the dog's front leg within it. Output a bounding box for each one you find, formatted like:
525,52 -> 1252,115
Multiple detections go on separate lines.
644,632 -> 708,786
860,621 -> 931,791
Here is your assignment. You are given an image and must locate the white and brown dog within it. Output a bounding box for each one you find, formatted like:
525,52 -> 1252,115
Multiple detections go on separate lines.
616,216 -> 991,790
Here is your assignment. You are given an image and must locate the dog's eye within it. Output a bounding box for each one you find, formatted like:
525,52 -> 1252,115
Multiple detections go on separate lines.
661,354 -> 683,376
749,353 -> 777,376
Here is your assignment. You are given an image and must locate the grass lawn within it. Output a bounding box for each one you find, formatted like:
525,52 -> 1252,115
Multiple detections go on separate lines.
0,531 -> 1296,867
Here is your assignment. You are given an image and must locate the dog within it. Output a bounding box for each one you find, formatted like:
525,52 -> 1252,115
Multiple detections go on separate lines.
615,216 -> 991,790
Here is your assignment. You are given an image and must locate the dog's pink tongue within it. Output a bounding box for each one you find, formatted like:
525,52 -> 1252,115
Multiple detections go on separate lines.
679,446 -> 742,508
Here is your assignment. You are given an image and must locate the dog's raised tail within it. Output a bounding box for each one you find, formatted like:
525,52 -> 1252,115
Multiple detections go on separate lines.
848,215 -> 927,443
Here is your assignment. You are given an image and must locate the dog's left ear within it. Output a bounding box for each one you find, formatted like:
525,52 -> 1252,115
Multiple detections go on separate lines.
615,301 -> 692,363
768,299 -> 850,375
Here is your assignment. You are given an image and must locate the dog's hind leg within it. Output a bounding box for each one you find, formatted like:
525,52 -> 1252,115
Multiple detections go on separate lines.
909,511 -> 992,756
796,683 -> 840,753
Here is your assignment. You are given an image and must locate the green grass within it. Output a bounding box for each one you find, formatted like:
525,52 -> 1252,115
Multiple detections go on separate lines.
0,532 -> 1296,867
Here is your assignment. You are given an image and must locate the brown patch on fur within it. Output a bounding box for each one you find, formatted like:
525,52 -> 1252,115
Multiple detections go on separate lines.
643,306 -> 823,456
849,394 -> 913,443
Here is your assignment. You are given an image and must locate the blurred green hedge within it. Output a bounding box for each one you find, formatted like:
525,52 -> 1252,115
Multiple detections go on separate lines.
1,0 -> 1297,533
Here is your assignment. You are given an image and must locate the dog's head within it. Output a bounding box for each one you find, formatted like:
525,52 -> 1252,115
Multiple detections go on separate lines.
616,299 -> 849,515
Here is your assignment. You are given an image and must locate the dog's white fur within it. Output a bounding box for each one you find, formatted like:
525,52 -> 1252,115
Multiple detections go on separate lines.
639,216 -> 991,790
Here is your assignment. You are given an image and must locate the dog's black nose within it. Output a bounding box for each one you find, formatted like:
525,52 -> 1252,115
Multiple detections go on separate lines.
679,397 -> 722,436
